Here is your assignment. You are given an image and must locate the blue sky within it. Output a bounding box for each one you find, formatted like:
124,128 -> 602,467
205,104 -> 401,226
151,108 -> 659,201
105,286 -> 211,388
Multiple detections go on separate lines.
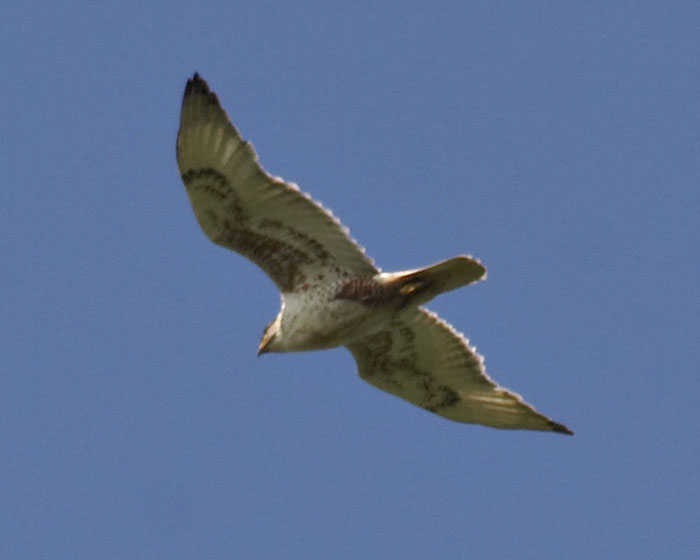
2,2 -> 699,558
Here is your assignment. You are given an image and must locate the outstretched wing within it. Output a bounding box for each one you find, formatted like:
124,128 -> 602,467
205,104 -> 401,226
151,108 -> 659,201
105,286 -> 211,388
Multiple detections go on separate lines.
176,74 -> 378,291
347,307 -> 572,434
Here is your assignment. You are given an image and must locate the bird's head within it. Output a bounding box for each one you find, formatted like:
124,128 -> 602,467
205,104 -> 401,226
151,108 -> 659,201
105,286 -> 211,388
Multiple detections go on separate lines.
257,313 -> 283,356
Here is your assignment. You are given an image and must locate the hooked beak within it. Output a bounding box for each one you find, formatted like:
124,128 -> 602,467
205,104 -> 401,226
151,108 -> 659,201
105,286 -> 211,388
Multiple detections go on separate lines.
257,338 -> 270,357
258,317 -> 278,356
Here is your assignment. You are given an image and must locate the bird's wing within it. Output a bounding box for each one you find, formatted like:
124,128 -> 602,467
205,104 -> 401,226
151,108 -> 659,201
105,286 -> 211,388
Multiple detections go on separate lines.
176,74 -> 378,292
347,307 -> 572,434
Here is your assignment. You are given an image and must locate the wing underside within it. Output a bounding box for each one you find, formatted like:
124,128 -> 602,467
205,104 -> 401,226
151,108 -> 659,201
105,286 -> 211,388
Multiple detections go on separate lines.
347,307 -> 572,434
176,74 -> 378,291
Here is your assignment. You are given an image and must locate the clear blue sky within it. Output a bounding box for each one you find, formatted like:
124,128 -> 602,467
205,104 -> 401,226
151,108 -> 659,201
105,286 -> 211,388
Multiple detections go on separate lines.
2,2 -> 698,558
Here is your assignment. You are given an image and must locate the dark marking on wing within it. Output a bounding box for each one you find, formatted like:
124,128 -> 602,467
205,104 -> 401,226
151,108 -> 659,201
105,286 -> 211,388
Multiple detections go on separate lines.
218,218 -> 312,290
257,217 -> 332,266
181,167 -> 245,218
348,319 -> 462,413
182,167 -> 323,290
423,386 -> 461,412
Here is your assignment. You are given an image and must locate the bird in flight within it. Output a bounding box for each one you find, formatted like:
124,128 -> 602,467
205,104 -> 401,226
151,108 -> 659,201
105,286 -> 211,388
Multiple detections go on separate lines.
176,73 -> 572,434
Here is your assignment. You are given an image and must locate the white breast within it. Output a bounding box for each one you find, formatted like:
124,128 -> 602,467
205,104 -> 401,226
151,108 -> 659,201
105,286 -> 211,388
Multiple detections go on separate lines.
279,285 -> 383,351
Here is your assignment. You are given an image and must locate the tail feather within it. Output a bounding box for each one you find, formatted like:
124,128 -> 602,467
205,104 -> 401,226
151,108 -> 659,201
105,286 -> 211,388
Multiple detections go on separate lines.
376,255 -> 486,307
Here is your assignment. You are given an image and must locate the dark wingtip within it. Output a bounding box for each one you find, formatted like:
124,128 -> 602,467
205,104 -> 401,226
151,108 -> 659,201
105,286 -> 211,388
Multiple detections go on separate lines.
183,73 -> 220,106
185,72 -> 209,95
550,420 -> 574,435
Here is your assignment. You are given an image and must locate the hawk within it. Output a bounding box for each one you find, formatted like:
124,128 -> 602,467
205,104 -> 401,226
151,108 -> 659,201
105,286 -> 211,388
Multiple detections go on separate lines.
176,73 -> 572,435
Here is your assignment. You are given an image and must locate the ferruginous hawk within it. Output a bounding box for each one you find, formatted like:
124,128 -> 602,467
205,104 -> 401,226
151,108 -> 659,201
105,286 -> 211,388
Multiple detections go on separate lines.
176,73 -> 572,435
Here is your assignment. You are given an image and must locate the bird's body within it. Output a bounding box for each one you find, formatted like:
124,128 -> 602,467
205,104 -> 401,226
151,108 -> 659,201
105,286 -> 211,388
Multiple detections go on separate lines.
263,256 -> 487,353
265,283 -> 377,352
176,73 -> 572,435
